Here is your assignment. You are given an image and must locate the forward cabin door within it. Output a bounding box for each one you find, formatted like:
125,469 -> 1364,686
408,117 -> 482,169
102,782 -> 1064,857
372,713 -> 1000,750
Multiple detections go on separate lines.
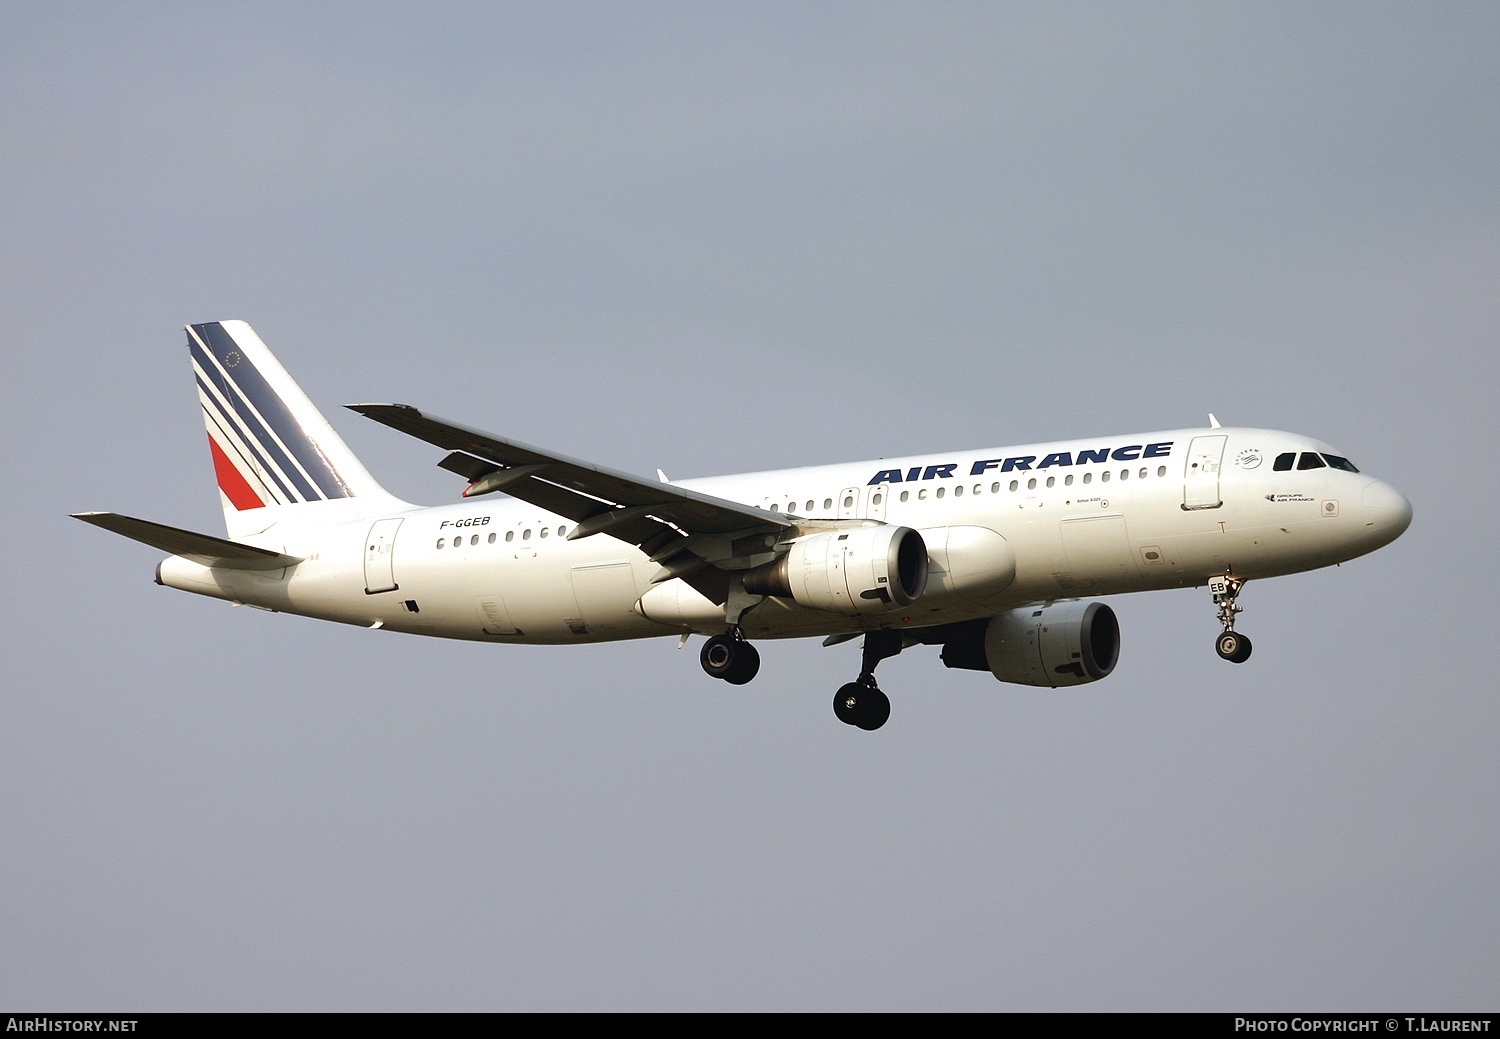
1183,435 -> 1227,510
363,517 -> 403,594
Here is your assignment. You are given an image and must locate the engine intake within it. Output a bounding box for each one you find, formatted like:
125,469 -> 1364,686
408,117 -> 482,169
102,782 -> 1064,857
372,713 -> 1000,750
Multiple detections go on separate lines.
744,525 -> 928,615
941,601 -> 1120,687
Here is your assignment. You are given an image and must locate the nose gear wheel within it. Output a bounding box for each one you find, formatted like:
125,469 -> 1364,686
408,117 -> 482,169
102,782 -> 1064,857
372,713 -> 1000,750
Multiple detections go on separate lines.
1209,572 -> 1252,664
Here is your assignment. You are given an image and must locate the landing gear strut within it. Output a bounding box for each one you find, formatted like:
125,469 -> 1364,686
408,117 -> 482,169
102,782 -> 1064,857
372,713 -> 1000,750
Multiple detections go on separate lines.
834,631 -> 902,731
700,628 -> 761,685
1210,572 -> 1252,663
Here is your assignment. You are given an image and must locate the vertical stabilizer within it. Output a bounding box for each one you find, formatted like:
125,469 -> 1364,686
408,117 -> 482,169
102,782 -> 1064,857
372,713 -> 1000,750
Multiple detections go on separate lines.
188,320 -> 404,536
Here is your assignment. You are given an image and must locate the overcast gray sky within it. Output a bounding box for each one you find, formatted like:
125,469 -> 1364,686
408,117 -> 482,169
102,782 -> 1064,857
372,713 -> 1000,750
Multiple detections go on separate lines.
3,2 -> 1496,1011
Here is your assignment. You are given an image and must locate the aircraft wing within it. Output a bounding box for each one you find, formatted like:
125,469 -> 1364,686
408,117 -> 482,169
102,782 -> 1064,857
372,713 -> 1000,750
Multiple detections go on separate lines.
72,512 -> 303,570
348,404 -> 792,599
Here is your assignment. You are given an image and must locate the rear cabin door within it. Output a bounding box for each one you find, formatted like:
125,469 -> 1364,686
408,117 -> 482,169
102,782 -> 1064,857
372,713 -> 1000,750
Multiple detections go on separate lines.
363,517 -> 404,594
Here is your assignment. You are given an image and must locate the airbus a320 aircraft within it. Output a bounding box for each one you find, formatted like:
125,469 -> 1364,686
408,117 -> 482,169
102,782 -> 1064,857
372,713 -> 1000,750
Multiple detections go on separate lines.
77,321 -> 1412,730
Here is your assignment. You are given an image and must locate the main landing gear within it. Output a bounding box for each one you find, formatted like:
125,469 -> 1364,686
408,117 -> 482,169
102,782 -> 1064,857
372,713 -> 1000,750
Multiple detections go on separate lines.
699,629 -> 761,685
697,627 -> 902,731
1210,571 -> 1252,664
833,631 -> 902,731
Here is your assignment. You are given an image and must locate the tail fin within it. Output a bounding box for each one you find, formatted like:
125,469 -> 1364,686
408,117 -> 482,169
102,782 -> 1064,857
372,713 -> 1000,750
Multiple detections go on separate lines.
188,320 -> 401,535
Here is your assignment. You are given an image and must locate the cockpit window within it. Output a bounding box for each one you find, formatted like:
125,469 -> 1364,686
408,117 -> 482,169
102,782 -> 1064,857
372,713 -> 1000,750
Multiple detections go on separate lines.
1297,452 -> 1327,470
1321,454 -> 1360,472
1273,452 -> 1296,471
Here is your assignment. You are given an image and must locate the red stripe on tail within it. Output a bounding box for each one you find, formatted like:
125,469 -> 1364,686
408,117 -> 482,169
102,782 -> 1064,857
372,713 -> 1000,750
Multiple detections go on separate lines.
208,436 -> 265,511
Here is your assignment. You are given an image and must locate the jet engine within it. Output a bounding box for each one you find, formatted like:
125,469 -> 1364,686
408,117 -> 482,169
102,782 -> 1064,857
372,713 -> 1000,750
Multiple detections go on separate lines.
941,601 -> 1120,687
744,525 -> 928,615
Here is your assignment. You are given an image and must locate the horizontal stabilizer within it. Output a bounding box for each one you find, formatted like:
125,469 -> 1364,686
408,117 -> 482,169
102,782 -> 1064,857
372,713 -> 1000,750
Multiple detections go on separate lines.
72,512 -> 302,570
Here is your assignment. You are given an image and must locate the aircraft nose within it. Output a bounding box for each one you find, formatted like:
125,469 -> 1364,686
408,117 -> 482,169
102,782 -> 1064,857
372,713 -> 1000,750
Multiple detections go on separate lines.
1361,479 -> 1413,539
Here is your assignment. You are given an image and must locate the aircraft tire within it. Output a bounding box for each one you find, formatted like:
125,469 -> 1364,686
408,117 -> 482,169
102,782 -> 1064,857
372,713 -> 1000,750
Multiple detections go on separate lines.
834,683 -> 862,726
723,643 -> 761,685
700,634 -> 739,680
834,682 -> 890,730
1216,631 -> 1252,664
856,687 -> 891,731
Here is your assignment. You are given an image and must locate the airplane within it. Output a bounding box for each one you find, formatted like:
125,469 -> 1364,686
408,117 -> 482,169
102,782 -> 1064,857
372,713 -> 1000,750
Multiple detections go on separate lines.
75,321 -> 1413,731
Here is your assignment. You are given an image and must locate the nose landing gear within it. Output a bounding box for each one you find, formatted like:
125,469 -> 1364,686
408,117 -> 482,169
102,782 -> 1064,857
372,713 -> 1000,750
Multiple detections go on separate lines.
1210,572 -> 1252,663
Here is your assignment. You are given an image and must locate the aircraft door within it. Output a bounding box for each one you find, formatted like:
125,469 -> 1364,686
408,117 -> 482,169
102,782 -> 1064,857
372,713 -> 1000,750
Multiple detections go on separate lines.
838,487 -> 861,520
865,484 -> 888,521
364,517 -> 403,593
1060,514 -> 1137,587
569,562 -> 640,635
1183,435 -> 1227,510
473,595 -> 519,636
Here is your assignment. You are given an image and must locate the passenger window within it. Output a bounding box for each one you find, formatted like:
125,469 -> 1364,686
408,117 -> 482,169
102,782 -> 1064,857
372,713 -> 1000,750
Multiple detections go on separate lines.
843,495 -> 854,508
1065,474 -> 1073,486
975,484 -> 983,495
1273,452 -> 1296,471
558,526 -> 566,537
872,492 -> 883,506
488,532 -> 496,543
1139,468 -> 1147,479
770,504 -> 779,513
505,530 -> 514,543
1120,469 -> 1129,480
1083,473 -> 1092,484
1008,480 -> 1018,492
936,487 -> 945,498
1157,466 -> 1166,477
823,498 -> 833,510
806,501 -> 814,512
539,527 -> 548,538
1298,453 -> 1327,470
900,491 -> 909,502
471,534 -> 480,545
1027,478 -> 1037,490
522,529 -> 532,540
992,482 -> 1001,493
918,489 -> 927,500
436,539 -> 445,549
953,485 -> 963,497
1101,471 -> 1111,483
1045,476 -> 1055,488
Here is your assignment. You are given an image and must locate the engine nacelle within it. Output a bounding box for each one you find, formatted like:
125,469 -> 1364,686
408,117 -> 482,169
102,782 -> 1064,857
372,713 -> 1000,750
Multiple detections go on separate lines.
941,601 -> 1120,687
744,525 -> 928,615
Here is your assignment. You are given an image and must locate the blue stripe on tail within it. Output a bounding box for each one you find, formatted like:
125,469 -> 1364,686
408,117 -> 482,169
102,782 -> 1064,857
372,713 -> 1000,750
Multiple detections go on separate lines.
188,323 -> 352,501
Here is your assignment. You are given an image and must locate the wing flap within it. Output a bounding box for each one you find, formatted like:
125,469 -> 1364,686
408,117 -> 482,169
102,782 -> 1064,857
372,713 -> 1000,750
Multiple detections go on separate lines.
73,512 -> 302,570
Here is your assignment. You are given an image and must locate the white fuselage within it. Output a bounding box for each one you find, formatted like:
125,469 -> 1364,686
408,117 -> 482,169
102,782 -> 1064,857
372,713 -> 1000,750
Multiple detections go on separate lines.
156,425 -> 1412,645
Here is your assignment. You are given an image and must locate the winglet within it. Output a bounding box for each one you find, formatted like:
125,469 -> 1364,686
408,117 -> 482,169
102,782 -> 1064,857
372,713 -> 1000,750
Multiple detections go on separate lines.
1209,413 -> 1222,428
